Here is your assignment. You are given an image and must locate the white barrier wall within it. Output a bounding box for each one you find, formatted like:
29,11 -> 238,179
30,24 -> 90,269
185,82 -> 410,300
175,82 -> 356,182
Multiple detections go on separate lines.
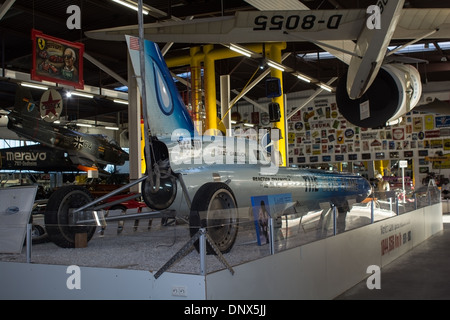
0,262 -> 205,300
0,203 -> 442,300
206,203 -> 443,299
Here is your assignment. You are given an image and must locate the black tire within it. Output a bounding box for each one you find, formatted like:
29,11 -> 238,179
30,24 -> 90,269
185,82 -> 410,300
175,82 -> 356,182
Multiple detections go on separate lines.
31,224 -> 50,244
45,186 -> 96,248
141,173 -> 177,210
189,182 -> 238,254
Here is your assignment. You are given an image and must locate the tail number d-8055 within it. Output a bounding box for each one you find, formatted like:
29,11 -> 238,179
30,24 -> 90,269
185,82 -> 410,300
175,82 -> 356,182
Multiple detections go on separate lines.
253,14 -> 342,31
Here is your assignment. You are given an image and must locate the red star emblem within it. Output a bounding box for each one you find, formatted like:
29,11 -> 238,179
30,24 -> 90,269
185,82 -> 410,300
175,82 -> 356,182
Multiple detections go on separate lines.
41,91 -> 61,116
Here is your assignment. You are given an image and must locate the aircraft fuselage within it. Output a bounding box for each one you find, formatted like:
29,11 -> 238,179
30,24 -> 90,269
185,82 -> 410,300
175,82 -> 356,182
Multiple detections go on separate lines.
7,111 -> 128,168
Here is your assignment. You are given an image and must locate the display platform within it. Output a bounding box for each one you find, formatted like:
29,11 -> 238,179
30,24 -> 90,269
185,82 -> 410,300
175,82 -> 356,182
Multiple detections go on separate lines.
0,202 -> 443,299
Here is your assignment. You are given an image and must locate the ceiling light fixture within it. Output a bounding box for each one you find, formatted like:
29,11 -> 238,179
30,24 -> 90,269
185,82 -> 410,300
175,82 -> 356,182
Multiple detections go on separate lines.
295,73 -> 311,83
229,44 -> 253,58
76,123 -> 93,128
113,99 -> 128,105
318,83 -> 333,92
266,60 -> 286,72
71,91 -> 94,99
21,82 -> 48,90
105,126 -> 120,131
111,0 -> 149,15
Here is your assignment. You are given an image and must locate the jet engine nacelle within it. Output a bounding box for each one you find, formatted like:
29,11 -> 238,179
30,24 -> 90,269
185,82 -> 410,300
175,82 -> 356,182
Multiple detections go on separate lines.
336,64 -> 422,128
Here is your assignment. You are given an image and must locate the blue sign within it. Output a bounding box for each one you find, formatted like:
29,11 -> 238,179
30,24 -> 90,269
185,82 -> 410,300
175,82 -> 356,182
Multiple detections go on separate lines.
435,116 -> 450,128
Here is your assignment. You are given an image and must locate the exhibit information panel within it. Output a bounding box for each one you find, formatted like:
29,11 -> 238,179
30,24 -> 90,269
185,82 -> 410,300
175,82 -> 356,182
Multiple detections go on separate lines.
0,186 -> 37,253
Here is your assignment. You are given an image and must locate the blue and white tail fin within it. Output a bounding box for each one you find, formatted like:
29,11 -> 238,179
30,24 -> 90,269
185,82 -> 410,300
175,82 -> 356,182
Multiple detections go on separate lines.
126,36 -> 195,138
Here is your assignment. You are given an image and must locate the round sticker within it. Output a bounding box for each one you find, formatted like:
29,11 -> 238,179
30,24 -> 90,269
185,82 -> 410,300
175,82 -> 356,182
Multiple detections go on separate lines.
39,88 -> 63,122
345,128 -> 354,138
418,131 -> 424,140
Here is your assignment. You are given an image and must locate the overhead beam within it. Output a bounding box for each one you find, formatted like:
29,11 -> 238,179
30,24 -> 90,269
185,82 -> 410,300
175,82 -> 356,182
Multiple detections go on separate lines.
229,53 -> 290,107
287,77 -> 337,120
0,0 -> 15,21
84,52 -> 128,87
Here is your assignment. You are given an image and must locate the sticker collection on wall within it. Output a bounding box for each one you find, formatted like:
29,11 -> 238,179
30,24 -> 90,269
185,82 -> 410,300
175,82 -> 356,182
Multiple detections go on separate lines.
233,97 -> 450,182
284,99 -> 450,173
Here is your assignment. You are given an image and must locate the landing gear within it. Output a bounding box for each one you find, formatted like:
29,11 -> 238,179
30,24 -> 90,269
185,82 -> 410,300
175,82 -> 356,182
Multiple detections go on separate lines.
45,186 -> 96,248
141,172 -> 177,210
189,182 -> 239,254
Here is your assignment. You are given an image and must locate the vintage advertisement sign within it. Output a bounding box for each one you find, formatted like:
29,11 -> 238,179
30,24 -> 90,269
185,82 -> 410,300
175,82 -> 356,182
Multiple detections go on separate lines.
31,29 -> 84,89
39,89 -> 63,122
435,116 -> 450,128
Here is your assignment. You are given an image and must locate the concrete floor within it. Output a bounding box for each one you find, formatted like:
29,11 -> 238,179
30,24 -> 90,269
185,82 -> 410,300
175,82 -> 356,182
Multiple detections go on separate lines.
336,215 -> 450,300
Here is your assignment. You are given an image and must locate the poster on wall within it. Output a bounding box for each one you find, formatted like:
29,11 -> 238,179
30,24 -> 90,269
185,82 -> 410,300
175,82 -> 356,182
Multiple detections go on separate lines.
31,29 -> 84,89
392,128 -> 404,140
413,117 -> 423,132
435,116 -> 450,128
424,115 -> 434,130
251,193 -> 292,246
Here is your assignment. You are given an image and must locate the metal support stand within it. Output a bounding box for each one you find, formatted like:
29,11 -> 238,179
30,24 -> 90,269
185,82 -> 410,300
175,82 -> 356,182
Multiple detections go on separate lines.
73,175 -> 148,214
414,193 -> 417,210
396,196 -> 399,215
154,228 -> 234,279
269,218 -> 275,255
26,223 -> 32,263
199,228 -> 206,275
332,205 -> 337,236
371,199 -> 374,224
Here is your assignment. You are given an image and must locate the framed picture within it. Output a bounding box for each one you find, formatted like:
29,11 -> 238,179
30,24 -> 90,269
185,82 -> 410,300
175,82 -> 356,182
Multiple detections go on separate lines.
251,194 -> 292,246
31,29 -> 84,89
375,152 -> 385,159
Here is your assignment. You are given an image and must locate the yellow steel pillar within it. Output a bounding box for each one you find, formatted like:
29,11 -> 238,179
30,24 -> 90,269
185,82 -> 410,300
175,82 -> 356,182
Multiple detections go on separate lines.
268,42 -> 287,166
374,160 -> 389,176
190,46 -> 203,132
203,44 -> 218,134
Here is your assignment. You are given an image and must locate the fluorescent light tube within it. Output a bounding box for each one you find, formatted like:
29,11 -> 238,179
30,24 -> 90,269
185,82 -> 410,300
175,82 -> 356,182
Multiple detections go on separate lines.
71,91 -> 94,98
21,82 -> 48,90
111,0 -> 149,15
296,74 -> 311,83
267,61 -> 285,72
113,99 -> 128,105
105,126 -> 120,130
76,123 -> 93,128
318,83 -> 333,92
229,44 -> 252,57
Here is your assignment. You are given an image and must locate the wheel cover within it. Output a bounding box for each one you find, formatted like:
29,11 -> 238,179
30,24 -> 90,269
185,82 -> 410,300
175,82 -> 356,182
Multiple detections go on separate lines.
205,189 -> 238,252
58,190 -> 93,241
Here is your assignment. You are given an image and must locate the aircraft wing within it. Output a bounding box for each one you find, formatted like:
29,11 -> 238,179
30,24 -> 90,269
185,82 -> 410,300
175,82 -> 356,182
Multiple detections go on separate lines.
244,0 -> 450,39
244,0 -> 355,65
85,9 -> 365,43
85,8 -> 450,47
395,9 -> 450,39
